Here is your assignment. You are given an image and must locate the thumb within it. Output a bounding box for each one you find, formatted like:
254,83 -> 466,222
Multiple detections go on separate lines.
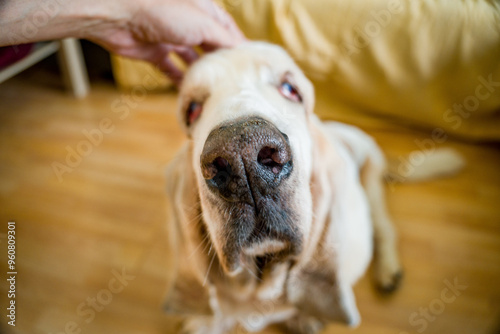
196,14 -> 245,49
191,1 -> 246,48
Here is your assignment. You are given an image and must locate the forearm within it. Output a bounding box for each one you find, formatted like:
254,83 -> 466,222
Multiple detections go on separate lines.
0,0 -> 131,46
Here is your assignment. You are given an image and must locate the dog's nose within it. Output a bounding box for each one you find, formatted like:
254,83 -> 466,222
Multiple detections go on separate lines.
200,116 -> 293,203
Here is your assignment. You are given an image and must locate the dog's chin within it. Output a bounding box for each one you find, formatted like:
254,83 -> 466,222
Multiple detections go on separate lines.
241,239 -> 296,277
208,198 -> 302,278
224,245 -> 296,278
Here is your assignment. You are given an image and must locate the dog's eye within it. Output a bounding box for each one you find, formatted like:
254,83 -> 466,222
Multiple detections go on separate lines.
279,81 -> 302,103
186,101 -> 203,125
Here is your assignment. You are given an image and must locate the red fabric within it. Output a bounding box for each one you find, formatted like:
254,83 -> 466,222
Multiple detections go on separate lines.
0,44 -> 34,69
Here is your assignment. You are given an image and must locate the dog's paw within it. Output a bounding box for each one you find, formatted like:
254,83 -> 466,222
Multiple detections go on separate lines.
376,267 -> 403,293
374,244 -> 403,294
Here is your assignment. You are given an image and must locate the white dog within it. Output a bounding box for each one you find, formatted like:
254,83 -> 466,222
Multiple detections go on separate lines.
164,42 -> 460,334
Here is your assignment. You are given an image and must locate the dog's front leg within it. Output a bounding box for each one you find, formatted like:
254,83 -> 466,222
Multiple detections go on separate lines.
361,155 -> 403,292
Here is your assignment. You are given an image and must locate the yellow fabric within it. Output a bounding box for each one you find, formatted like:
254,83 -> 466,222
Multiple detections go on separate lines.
110,55 -> 174,91
111,0 -> 500,141
224,0 -> 500,141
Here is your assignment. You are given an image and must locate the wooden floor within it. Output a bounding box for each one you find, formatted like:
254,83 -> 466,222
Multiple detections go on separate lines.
0,64 -> 499,334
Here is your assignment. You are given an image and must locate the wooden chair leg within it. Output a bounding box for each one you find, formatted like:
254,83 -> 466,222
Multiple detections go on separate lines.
58,38 -> 90,98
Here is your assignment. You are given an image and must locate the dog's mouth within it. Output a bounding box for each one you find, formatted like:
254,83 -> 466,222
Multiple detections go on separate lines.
241,239 -> 293,278
243,239 -> 288,257
253,254 -> 279,278
213,198 -> 301,277
225,247 -> 294,278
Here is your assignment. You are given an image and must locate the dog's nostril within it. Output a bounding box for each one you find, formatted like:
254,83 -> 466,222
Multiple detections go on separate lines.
202,157 -> 230,180
214,157 -> 229,170
203,157 -> 232,188
202,164 -> 217,180
258,146 -> 286,174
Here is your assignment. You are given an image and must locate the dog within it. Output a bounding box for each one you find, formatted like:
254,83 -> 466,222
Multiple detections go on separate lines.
163,42 -> 461,334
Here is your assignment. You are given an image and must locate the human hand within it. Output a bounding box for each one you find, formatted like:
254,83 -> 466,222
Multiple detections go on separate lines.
0,0 -> 245,84
83,0 -> 245,84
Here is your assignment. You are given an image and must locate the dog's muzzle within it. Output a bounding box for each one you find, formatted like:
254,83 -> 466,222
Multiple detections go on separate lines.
200,116 -> 300,274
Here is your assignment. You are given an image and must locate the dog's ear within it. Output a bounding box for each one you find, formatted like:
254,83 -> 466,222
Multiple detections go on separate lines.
287,116 -> 360,326
163,143 -> 212,316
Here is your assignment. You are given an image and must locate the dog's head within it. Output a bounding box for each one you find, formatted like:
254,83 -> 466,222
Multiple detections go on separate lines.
177,42 -> 315,276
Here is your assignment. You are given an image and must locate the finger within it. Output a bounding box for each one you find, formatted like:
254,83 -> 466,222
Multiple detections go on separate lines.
108,43 -> 185,84
158,55 -> 184,86
196,16 -> 245,49
200,43 -> 217,53
210,2 -> 246,41
110,42 -> 169,62
171,45 -> 199,65
194,0 -> 246,45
